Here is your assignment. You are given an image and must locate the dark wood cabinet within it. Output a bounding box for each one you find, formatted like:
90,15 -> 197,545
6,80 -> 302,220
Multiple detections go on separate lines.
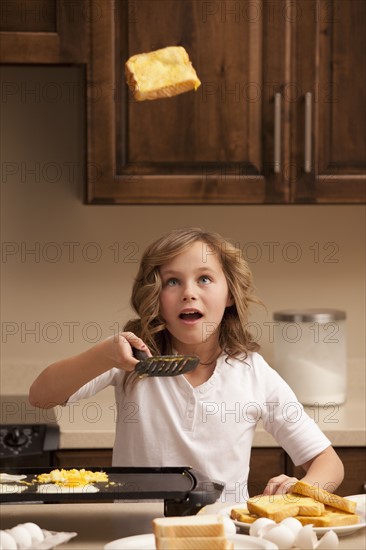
87,0 -> 288,204
86,0 -> 366,204
247,448 -> 286,496
54,446 -> 365,497
335,447 -> 366,496
291,0 -> 366,203
287,447 -> 366,496
1,1 -> 365,203
0,0 -> 88,63
248,447 -> 366,497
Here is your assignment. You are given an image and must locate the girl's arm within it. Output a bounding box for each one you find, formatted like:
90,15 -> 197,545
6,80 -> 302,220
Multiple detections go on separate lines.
29,333 -> 149,409
262,445 -> 344,495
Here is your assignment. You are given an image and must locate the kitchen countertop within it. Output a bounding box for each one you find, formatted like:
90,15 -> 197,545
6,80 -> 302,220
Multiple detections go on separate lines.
1,359 -> 365,448
0,501 -> 365,550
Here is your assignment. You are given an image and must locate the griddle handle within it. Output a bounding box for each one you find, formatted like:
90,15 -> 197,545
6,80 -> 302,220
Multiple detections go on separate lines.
164,468 -> 225,516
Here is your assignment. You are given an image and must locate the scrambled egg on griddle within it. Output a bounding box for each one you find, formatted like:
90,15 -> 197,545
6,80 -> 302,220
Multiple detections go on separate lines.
36,468 -> 108,487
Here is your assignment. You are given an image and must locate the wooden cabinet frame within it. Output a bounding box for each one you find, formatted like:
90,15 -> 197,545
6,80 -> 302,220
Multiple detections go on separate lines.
1,0 -> 365,204
86,0 -> 366,204
0,0 -> 88,63
86,0 -> 289,204
291,0 -> 366,203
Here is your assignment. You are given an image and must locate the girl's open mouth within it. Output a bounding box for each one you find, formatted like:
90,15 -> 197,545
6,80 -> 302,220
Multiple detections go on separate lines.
179,311 -> 203,323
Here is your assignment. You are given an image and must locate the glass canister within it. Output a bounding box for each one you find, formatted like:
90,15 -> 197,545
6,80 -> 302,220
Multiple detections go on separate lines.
273,309 -> 347,405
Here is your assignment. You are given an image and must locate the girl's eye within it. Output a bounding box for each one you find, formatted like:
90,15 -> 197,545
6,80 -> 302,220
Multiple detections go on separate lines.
166,278 -> 179,286
199,275 -> 211,284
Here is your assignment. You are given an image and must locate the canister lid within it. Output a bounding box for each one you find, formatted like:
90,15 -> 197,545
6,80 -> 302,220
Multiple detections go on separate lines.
273,309 -> 346,322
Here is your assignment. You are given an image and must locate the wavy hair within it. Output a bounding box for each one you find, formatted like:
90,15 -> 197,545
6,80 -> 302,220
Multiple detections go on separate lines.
123,228 -> 262,369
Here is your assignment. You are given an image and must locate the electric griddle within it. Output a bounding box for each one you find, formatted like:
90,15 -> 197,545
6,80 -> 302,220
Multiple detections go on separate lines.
0,466 -> 224,516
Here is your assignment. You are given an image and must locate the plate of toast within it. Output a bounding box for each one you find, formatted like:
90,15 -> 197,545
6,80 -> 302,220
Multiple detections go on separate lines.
219,482 -> 365,537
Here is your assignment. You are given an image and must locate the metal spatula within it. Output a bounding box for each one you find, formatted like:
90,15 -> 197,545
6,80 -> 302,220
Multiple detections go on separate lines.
132,348 -> 199,377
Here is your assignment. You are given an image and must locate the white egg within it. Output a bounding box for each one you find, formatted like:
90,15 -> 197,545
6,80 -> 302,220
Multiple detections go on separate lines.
0,531 -> 17,550
316,530 -> 339,549
280,516 -> 303,536
296,524 -> 318,550
256,522 -> 280,538
261,524 -> 295,550
8,526 -> 32,549
22,523 -> 44,544
222,516 -> 236,535
249,517 -> 276,537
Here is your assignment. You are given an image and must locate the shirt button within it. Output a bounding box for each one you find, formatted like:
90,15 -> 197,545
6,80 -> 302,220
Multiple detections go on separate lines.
190,398 -> 195,404
187,413 -> 194,418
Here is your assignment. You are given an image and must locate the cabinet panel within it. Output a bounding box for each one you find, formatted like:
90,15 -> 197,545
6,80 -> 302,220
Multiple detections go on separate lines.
0,0 -> 57,32
88,0 -> 289,204
292,0 -> 366,203
334,448 -> 366,496
0,0 -> 88,63
247,448 -> 286,496
286,447 -> 366,496
124,1 -> 262,166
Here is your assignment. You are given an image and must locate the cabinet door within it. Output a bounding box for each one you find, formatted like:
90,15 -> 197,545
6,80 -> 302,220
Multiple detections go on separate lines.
247,448 -> 286,496
292,0 -> 366,203
0,0 -> 88,63
336,447 -> 366,496
286,447 -> 366,496
87,0 -> 288,204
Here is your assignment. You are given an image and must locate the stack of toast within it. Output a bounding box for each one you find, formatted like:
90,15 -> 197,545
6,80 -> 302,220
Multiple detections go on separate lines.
231,481 -> 359,527
153,515 -> 233,550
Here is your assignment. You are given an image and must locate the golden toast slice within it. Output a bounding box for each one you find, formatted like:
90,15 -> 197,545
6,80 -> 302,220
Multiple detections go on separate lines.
295,506 -> 360,527
292,481 -> 357,514
247,494 -> 324,523
230,508 -> 258,524
125,46 -> 201,101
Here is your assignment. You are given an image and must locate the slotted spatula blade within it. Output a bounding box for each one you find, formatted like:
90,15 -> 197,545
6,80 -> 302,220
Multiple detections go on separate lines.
132,348 -> 199,377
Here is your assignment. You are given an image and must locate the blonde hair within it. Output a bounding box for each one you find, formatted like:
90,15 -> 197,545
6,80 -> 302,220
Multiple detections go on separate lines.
124,227 -> 261,362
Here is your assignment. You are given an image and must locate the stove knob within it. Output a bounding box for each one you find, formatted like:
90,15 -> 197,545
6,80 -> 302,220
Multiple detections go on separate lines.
4,427 -> 28,447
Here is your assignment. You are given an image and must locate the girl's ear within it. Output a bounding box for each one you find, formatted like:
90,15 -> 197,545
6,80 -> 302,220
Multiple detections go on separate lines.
226,294 -> 235,307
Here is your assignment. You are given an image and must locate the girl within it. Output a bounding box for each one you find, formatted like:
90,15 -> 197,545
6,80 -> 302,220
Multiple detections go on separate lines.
29,227 -> 344,502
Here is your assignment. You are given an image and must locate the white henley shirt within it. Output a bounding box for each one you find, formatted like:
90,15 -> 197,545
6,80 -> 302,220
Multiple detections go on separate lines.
66,352 -> 331,502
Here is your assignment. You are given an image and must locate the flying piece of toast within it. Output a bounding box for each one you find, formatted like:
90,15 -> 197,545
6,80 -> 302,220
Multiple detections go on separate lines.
125,46 -> 201,101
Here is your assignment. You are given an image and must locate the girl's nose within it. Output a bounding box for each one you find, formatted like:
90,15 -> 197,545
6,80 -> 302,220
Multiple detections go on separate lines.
181,283 -> 197,301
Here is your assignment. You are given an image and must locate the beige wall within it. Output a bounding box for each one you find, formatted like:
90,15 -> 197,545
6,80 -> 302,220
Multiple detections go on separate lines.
1,66 -> 365,373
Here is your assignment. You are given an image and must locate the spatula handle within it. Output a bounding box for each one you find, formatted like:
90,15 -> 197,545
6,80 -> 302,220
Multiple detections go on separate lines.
132,347 -> 148,361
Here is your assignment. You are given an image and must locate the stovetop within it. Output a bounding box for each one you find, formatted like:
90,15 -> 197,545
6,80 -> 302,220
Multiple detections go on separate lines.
0,395 -> 59,461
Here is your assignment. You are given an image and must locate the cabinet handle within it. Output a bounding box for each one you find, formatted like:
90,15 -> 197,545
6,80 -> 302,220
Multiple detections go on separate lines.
274,93 -> 281,173
304,92 -> 312,173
